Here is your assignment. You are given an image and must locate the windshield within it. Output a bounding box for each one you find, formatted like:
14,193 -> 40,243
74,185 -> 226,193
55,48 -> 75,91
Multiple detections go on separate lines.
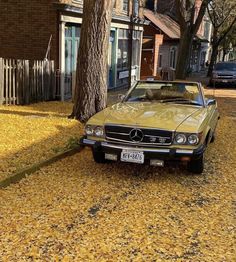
125,82 -> 204,106
215,63 -> 236,71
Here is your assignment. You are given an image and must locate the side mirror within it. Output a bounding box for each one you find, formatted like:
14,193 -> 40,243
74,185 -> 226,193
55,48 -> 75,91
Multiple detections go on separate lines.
207,99 -> 216,106
118,94 -> 125,101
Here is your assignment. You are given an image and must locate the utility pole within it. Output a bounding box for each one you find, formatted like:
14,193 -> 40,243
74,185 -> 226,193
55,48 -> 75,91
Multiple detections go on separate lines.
128,0 -> 136,88
154,0 -> 158,13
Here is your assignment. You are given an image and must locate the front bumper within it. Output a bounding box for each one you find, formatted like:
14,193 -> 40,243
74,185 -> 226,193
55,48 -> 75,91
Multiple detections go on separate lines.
80,136 -> 206,161
211,78 -> 236,84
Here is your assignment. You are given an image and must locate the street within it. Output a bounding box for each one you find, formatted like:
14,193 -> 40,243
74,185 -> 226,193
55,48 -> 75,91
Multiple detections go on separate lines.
0,89 -> 235,261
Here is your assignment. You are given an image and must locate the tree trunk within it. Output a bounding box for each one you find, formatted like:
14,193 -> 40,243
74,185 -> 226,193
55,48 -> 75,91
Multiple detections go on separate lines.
207,29 -> 219,77
175,30 -> 194,79
71,0 -> 113,123
207,43 -> 218,77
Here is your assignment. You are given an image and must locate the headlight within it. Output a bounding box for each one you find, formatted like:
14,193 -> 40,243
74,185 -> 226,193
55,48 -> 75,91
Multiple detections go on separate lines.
212,72 -> 218,78
175,134 -> 187,144
188,134 -> 199,145
85,125 -> 104,137
94,126 -> 104,137
85,125 -> 94,135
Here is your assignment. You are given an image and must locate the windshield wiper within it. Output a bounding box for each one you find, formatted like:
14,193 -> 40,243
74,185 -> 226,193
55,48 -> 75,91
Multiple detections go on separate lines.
161,98 -> 202,106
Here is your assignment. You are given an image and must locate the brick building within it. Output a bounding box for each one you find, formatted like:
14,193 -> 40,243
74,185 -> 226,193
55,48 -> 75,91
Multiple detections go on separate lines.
0,0 -> 145,100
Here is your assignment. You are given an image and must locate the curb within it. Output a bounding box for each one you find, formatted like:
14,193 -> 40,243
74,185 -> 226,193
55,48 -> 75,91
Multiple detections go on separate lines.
0,145 -> 83,189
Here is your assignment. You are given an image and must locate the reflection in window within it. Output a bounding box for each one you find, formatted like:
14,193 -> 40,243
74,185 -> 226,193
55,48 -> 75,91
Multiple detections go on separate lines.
65,26 -> 72,38
132,31 -> 141,67
123,0 -> 129,12
117,29 -> 129,70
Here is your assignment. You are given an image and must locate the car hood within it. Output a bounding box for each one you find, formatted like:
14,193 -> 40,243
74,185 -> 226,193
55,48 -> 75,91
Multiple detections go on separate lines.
90,102 -> 206,131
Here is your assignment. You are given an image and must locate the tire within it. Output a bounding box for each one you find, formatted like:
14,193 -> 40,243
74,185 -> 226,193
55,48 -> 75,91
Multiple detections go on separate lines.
210,133 -> 215,143
92,149 -> 106,163
187,155 -> 204,174
208,80 -> 213,87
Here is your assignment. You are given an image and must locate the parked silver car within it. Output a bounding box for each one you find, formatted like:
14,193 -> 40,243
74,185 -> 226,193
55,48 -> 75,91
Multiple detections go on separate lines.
210,62 -> 236,87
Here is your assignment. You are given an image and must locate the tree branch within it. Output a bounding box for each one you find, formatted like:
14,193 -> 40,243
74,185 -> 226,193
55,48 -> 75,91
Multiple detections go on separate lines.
218,16 -> 236,45
192,0 -> 211,35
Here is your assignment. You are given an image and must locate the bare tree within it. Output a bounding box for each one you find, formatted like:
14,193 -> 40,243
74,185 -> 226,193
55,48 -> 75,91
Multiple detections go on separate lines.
71,0 -> 113,122
175,0 -> 211,79
207,0 -> 236,76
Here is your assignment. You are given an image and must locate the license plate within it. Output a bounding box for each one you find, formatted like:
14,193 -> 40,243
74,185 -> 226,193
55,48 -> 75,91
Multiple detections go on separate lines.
121,150 -> 144,164
222,80 -> 228,83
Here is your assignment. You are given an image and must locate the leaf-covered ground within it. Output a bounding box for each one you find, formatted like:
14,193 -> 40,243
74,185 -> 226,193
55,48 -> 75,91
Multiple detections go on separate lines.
0,90 -> 235,261
0,102 -> 82,181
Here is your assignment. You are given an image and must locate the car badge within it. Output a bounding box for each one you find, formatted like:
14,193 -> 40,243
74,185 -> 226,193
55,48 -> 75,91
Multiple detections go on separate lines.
149,137 -> 157,143
159,137 -> 167,143
129,129 -> 144,142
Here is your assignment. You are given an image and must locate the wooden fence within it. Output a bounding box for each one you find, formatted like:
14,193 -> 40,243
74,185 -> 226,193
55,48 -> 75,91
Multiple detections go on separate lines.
0,58 -> 55,105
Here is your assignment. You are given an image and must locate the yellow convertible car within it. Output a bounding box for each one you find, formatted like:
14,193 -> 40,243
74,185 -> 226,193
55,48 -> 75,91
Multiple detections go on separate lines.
80,81 -> 219,174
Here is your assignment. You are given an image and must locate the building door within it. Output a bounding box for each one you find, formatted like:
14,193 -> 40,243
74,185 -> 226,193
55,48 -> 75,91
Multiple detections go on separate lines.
65,24 -> 81,99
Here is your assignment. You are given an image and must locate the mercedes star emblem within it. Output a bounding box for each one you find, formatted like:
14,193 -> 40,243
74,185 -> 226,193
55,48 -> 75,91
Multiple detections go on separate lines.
129,129 -> 144,142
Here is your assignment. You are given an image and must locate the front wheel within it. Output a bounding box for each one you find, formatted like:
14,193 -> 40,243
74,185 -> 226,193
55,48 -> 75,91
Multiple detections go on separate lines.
187,155 -> 204,174
210,133 -> 215,143
92,149 -> 106,163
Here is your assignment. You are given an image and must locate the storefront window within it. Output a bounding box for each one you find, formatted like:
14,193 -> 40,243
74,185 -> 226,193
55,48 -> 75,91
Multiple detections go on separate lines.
117,29 -> 130,86
117,29 -> 129,70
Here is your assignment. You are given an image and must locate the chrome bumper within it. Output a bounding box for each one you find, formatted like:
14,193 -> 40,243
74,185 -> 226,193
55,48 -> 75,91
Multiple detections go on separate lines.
80,138 -> 200,156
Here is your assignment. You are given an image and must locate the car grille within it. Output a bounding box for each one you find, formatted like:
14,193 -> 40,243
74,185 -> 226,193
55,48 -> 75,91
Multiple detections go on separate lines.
217,74 -> 234,79
105,125 -> 173,145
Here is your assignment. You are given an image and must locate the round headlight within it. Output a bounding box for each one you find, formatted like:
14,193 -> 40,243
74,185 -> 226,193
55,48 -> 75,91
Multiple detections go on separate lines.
94,126 -> 104,137
212,72 -> 218,78
85,125 -> 94,135
175,134 -> 187,144
188,134 -> 199,145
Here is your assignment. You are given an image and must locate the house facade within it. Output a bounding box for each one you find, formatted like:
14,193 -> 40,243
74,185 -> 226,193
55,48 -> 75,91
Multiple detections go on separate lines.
0,0 -> 145,100
141,1 -> 212,78
141,9 -> 179,78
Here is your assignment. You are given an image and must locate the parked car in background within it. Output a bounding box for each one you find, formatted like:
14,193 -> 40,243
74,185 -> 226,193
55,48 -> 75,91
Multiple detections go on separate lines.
210,62 -> 236,87
80,81 -> 220,174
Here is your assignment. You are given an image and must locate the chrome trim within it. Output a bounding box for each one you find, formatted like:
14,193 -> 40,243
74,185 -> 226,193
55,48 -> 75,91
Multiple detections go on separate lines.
105,124 -> 173,146
145,134 -> 170,139
101,142 -> 170,153
105,136 -> 172,146
106,131 -> 129,136
105,123 -> 175,132
176,149 -> 193,154
82,139 -> 96,145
